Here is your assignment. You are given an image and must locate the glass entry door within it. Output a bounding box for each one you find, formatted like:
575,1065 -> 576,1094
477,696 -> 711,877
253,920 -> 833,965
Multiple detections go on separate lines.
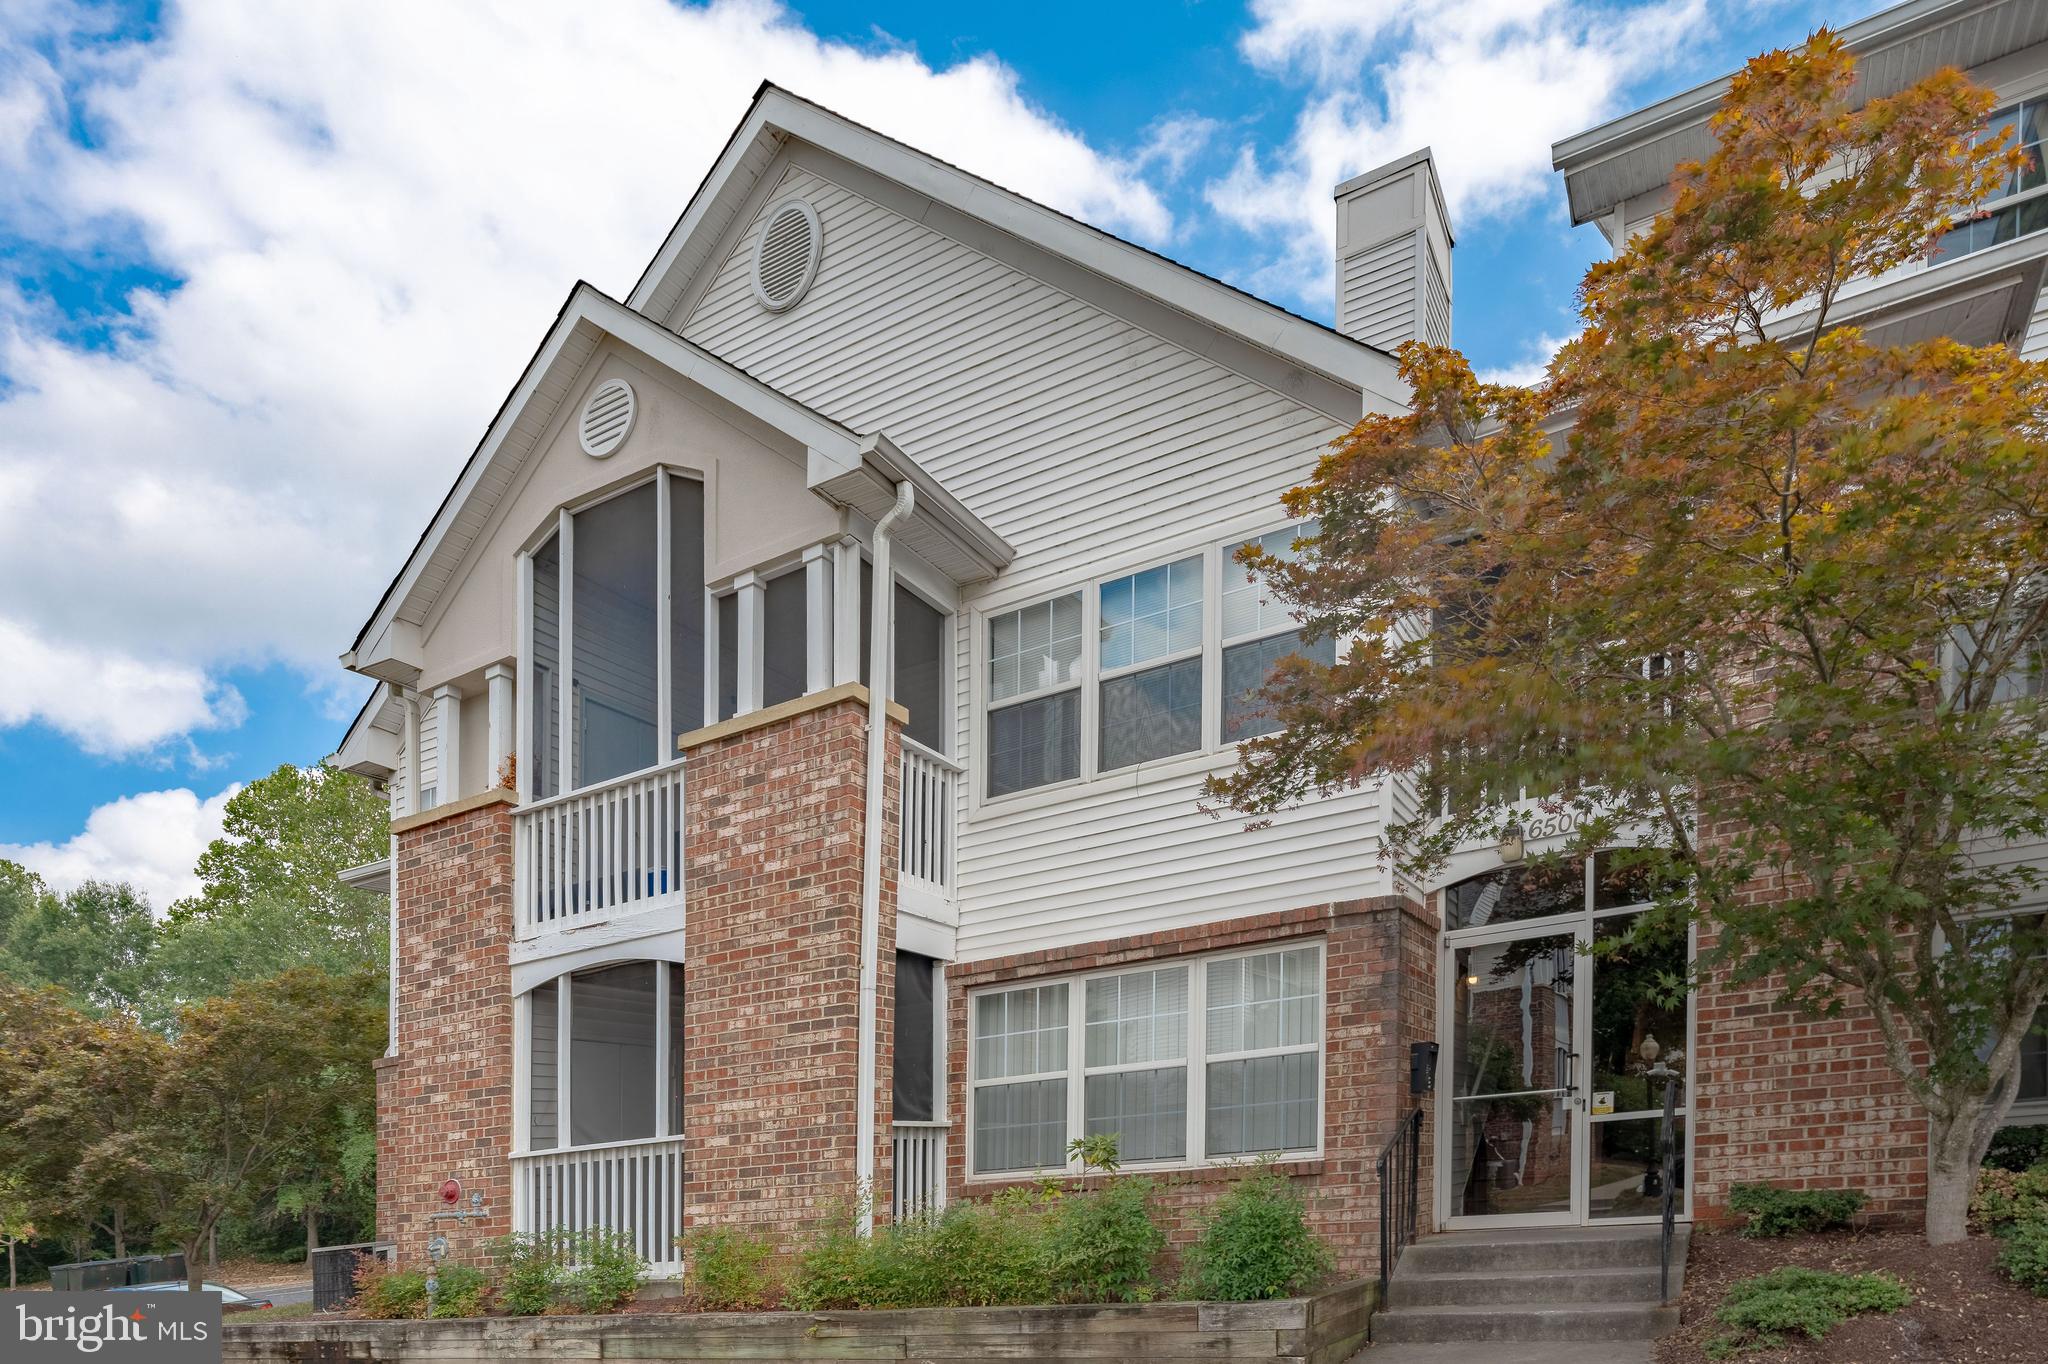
1437,854 -> 1693,1229
1446,934 -> 1578,1224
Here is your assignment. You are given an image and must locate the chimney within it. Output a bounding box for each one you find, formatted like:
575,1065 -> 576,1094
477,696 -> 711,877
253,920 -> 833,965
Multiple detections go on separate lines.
1333,148 -> 1454,353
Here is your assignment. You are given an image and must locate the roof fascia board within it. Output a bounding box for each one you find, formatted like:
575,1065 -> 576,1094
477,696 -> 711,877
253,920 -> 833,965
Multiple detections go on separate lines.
1763,237 -> 2048,341
347,283 -> 869,671
630,87 -> 1401,415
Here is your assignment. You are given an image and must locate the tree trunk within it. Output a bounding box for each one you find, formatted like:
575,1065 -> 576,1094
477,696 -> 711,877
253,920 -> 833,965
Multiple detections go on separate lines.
207,1223 -> 217,1270
186,1236 -> 205,1294
1926,1108 -> 1990,1245
8,1238 -> 16,1289
304,1206 -> 319,1261
112,1204 -> 125,1260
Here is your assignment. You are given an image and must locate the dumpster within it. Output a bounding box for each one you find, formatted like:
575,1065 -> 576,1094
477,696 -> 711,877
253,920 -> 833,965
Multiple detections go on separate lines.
49,1259 -> 132,1291
310,1242 -> 394,1312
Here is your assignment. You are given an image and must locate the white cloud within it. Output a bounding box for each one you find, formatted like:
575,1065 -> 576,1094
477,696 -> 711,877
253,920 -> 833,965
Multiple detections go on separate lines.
0,617 -> 245,755
0,784 -> 238,913
1212,0 -> 1716,302
0,0 -> 1173,756
1477,331 -> 1573,388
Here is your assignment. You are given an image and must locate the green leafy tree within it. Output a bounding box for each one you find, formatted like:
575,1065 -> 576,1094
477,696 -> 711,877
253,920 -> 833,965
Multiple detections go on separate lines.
0,877 -> 157,1016
1209,34 -> 2048,1243
168,762 -> 387,933
0,1171 -> 37,1288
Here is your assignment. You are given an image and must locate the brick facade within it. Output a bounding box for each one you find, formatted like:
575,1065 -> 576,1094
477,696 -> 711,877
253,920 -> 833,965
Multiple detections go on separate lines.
375,793 -> 517,1264
679,695 -> 899,1235
943,897 -> 1437,1278
376,693 -> 903,1261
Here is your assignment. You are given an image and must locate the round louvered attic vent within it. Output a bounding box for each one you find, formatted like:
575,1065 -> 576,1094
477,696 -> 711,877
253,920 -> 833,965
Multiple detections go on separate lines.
750,199 -> 823,313
578,379 -> 636,458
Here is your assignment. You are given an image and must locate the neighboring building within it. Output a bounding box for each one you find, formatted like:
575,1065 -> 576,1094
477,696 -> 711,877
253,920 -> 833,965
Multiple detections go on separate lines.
333,0 -> 2046,1282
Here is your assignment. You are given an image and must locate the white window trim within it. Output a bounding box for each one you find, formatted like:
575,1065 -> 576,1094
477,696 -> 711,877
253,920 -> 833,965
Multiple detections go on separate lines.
510,960 -> 681,1159
964,939 -> 1327,1180
974,520 -> 1327,804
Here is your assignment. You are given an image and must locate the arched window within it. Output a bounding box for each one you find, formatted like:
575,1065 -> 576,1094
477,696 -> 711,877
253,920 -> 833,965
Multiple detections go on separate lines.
523,959 -> 683,1151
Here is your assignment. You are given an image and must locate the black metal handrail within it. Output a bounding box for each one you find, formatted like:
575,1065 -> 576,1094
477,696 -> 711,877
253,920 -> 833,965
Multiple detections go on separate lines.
1653,1067 -> 1684,1301
1376,1106 -> 1424,1303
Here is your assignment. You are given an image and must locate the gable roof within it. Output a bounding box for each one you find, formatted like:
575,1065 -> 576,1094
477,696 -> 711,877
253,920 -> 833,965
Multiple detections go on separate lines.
628,83 -> 1403,408
342,282 -> 1010,685
1553,0 -> 2048,232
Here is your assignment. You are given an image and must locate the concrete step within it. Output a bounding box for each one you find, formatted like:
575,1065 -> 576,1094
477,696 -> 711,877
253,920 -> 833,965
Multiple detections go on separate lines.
1373,1301 -> 1682,1344
1398,1224 -> 1685,1275
1390,1264 -> 1667,1307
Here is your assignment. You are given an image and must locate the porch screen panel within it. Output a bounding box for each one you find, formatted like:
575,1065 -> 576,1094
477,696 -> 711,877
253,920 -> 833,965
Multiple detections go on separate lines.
530,535 -> 562,800
528,979 -> 559,1149
895,586 -> 948,753
893,952 -> 937,1123
763,572 -> 807,707
569,961 -> 658,1146
571,485 -> 659,787
668,477 -> 706,741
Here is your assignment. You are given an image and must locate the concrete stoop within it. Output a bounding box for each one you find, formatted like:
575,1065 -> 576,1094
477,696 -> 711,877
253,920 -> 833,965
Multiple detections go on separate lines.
1372,1224 -> 1688,1346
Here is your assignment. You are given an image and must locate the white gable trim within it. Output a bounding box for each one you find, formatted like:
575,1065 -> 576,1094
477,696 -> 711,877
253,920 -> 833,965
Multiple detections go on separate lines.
343,284 -> 1010,677
628,85 -> 1402,410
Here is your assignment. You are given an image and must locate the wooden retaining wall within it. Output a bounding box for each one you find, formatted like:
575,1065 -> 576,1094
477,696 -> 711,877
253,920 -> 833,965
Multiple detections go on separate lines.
223,1280 -> 1375,1364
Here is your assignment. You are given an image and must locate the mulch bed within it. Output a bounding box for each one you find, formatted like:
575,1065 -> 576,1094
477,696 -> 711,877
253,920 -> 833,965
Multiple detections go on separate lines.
1656,1229 -> 2048,1363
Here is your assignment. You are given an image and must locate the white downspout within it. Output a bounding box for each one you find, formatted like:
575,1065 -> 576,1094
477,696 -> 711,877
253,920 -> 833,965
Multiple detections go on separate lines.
857,481 -> 914,1235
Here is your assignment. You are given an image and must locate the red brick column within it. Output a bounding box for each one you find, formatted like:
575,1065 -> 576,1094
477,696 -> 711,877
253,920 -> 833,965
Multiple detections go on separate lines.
374,792 -> 517,1266
944,896 -> 1435,1278
679,693 -> 900,1237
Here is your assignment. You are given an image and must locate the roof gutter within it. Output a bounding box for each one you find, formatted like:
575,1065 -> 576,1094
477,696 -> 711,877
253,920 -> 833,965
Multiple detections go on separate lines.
856,478 -> 914,1234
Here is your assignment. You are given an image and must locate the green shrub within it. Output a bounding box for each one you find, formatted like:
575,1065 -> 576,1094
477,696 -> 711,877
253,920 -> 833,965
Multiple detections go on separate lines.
685,1226 -> 783,1310
427,1263 -> 491,1318
1178,1167 -> 1333,1302
1726,1183 -> 1865,1237
565,1228 -> 645,1313
925,1195 -> 1056,1307
1996,1216 -> 2048,1296
1705,1266 -> 1910,1358
351,1261 -> 426,1318
1973,1165 -> 2048,1235
1986,1125 -> 2048,1173
1046,1176 -> 1166,1303
493,1230 -> 571,1315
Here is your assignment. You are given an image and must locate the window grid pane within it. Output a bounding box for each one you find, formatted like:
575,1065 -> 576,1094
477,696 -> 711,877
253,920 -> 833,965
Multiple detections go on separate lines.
1085,1068 -> 1188,1162
989,593 -> 1083,703
974,1078 -> 1069,1173
1223,630 -> 1336,742
973,983 -> 1070,1080
1099,656 -> 1202,770
1206,1053 -> 1317,1156
988,691 -> 1080,796
1085,966 -> 1189,1067
1100,556 -> 1203,672
1222,522 -> 1316,641
1206,948 -> 1322,1057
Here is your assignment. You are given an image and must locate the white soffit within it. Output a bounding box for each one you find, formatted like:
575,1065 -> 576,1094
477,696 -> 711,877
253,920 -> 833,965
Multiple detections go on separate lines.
1553,0 -> 2048,227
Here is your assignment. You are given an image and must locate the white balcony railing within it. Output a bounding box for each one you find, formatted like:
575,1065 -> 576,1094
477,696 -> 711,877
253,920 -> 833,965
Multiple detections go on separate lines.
899,739 -> 961,896
891,1121 -> 948,1222
515,764 -> 685,937
511,1135 -> 685,1276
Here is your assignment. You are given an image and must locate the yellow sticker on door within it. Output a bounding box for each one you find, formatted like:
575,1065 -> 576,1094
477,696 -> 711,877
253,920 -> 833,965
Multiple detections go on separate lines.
1591,1091 -> 1616,1116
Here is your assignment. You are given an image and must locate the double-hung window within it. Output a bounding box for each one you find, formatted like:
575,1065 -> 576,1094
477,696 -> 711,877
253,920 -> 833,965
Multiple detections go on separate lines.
1099,556 -> 1205,771
1221,522 -> 1331,742
969,943 -> 1324,1176
986,593 -> 1083,797
1936,97 -> 2048,263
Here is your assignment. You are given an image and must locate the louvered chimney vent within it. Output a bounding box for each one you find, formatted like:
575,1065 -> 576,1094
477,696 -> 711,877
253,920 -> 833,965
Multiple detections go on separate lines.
751,199 -> 823,313
578,379 -> 636,458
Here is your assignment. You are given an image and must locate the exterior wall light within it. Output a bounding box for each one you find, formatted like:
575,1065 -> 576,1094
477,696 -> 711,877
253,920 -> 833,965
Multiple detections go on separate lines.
1497,821 -> 1525,865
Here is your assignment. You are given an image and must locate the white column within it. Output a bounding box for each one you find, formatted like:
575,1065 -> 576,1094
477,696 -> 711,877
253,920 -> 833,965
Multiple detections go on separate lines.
401,688 -> 422,816
433,685 -> 463,805
804,543 -> 832,694
486,663 -> 515,791
735,571 -> 765,715
832,536 -> 863,686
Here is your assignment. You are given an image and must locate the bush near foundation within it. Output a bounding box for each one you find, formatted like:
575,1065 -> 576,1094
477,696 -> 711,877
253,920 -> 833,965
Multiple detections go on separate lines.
684,1226 -> 782,1310
1996,1217 -> 2048,1297
1985,1125 -> 2048,1173
1726,1183 -> 1865,1238
1970,1166 -> 2048,1235
1178,1167 -> 1333,1302
1705,1266 -> 1910,1358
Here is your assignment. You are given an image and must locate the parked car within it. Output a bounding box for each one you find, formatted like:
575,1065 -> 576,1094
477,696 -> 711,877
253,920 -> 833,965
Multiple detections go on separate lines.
106,1282 -> 272,1309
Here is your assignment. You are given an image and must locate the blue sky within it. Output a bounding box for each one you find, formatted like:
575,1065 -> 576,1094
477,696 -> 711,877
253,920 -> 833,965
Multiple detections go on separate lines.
0,0 -> 1842,906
